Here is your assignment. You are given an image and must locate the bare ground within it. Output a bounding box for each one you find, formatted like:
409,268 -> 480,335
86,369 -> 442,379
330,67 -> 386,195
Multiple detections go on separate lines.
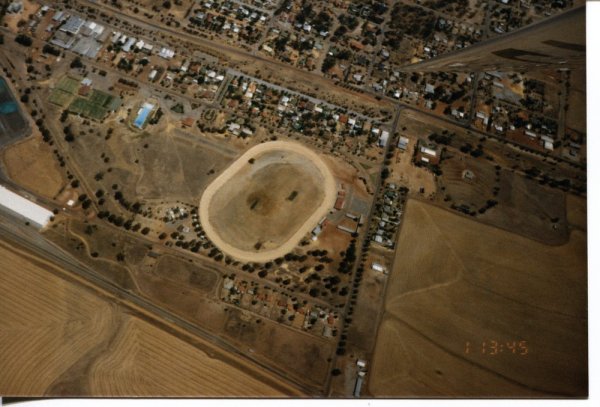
1,134 -> 66,200
368,199 -> 587,397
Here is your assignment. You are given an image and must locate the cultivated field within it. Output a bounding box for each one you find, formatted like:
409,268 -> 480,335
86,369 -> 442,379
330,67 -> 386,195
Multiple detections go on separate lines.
200,141 -> 336,262
43,216 -> 333,392
369,199 -> 587,397
0,240 -> 299,396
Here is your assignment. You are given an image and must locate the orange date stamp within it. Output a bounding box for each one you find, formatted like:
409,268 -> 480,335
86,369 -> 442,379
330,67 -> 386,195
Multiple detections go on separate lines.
464,340 -> 529,356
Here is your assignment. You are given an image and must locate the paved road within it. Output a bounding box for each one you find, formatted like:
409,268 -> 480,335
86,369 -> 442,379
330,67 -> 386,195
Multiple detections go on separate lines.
227,68 -> 373,120
324,105 -> 403,396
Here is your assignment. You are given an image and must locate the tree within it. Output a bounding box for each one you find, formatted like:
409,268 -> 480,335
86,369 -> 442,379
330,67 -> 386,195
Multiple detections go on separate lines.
70,57 -> 84,69
43,44 -> 60,56
321,56 -> 336,73
14,34 -> 32,47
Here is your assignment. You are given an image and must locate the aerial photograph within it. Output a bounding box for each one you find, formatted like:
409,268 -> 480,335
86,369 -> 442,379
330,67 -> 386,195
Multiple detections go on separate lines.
0,0 -> 588,399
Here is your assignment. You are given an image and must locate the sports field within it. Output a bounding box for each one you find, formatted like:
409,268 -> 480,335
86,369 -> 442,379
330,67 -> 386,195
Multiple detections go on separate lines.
48,89 -> 73,107
49,76 -> 118,120
200,141 -> 336,262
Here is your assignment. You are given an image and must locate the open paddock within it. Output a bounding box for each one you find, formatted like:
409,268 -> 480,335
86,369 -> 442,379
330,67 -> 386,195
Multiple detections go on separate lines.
135,132 -> 234,200
369,200 -> 587,397
1,134 -> 66,200
439,150 -> 568,245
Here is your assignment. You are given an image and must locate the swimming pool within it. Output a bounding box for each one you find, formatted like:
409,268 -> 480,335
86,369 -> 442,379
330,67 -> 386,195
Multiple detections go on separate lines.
133,102 -> 154,129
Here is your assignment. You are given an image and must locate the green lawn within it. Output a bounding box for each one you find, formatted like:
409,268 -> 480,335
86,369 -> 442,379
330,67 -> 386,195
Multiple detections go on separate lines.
54,76 -> 118,120
55,76 -> 80,94
48,89 -> 73,107
68,97 -> 109,120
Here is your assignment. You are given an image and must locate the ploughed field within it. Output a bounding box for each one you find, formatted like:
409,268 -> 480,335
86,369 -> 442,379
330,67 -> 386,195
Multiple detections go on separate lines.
0,240 -> 298,397
200,141 -> 336,262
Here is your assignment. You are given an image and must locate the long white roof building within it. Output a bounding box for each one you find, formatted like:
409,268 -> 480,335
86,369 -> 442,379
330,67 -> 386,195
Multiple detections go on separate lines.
0,185 -> 53,227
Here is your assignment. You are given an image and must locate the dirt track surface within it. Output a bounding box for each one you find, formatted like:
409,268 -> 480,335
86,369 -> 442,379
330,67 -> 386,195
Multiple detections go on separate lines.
369,199 -> 587,397
199,141 -> 336,262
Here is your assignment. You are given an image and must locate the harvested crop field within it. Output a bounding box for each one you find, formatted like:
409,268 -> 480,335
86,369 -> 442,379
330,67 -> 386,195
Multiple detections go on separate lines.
0,240 -> 298,396
369,199 -> 587,397
200,141 -> 336,262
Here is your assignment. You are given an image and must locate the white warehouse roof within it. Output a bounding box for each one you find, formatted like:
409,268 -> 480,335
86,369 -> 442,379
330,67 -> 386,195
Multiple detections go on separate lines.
0,186 -> 53,227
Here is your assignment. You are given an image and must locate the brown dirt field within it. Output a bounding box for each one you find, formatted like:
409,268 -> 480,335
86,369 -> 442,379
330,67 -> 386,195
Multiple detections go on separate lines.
0,241 -> 116,396
154,255 -> 219,294
438,149 -> 568,245
131,275 -> 334,391
566,69 -> 586,134
200,141 -> 336,262
43,218 -> 329,393
369,199 -> 587,397
43,219 -> 138,291
134,131 -> 235,200
388,141 -> 436,197
566,194 -> 586,230
1,135 -> 65,200
0,240 -> 296,396
86,316 -> 284,396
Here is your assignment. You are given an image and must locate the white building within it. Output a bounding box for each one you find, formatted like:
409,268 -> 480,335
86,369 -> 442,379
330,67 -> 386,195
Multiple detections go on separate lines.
371,263 -> 386,273
378,130 -> 390,148
158,47 -> 175,59
0,186 -> 53,227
